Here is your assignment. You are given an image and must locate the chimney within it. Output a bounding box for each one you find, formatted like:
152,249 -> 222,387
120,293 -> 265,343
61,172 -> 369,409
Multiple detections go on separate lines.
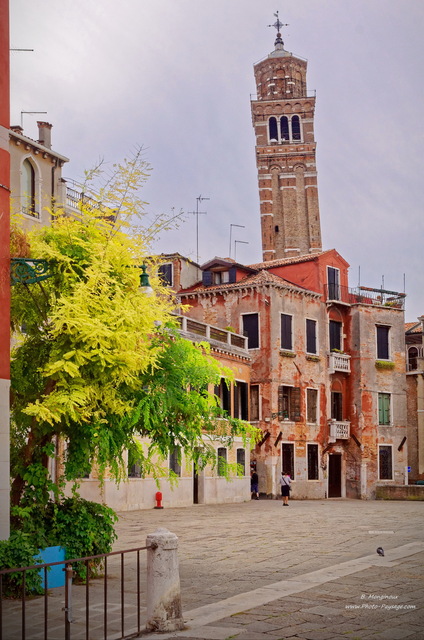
37,121 -> 52,149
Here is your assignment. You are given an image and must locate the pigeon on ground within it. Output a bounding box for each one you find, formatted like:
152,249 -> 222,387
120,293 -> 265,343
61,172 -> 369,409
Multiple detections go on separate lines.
376,547 -> 385,557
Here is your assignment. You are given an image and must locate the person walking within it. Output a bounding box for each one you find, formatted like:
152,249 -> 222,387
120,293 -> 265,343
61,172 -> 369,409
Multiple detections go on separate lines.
251,470 -> 259,500
280,471 -> 291,506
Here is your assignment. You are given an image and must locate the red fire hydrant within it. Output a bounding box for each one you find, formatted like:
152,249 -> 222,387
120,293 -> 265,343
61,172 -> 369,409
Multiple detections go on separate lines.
154,491 -> 163,509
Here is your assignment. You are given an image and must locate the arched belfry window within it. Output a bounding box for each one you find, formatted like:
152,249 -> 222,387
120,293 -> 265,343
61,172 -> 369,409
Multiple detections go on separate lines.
22,158 -> 37,217
269,117 -> 278,142
292,115 -> 301,141
280,116 -> 289,141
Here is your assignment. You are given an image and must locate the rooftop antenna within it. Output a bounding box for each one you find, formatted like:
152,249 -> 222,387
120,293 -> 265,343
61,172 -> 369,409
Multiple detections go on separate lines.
229,224 -> 245,258
20,111 -> 47,129
188,195 -> 209,265
10,48 -> 34,52
234,240 -> 249,261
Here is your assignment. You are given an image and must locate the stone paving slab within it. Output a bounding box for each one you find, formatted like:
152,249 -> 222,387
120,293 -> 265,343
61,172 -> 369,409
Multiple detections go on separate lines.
2,499 -> 423,639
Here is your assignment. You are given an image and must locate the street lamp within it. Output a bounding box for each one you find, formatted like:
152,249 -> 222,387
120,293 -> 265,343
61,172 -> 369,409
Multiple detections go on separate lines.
139,264 -> 153,296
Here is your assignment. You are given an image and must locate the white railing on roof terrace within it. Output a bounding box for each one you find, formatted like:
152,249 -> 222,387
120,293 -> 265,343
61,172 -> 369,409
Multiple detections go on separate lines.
328,352 -> 351,374
329,420 -> 350,440
175,316 -> 248,351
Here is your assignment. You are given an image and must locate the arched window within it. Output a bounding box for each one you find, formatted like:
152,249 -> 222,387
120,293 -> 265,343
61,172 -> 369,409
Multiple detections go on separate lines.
280,116 -> 290,141
408,347 -> 418,371
268,117 -> 278,142
292,115 -> 301,141
22,159 -> 37,217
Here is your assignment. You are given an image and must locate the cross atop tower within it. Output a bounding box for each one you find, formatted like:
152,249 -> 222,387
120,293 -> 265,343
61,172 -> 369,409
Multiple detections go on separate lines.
268,11 -> 288,47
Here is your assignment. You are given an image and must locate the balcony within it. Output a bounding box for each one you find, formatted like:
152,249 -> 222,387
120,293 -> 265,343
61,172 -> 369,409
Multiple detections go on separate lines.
324,285 -> 406,310
328,351 -> 351,374
329,420 -> 350,441
174,315 -> 249,354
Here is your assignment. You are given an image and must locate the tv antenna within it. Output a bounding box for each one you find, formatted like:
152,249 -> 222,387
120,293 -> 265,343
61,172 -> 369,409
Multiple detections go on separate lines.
20,111 -> 47,128
229,224 -> 245,258
234,240 -> 249,261
188,195 -> 209,265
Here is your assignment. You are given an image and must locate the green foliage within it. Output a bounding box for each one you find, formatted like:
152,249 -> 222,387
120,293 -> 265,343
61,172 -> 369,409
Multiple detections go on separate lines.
375,360 -> 395,370
45,497 -> 118,580
10,151 -> 258,512
0,531 -> 43,597
125,331 -> 259,475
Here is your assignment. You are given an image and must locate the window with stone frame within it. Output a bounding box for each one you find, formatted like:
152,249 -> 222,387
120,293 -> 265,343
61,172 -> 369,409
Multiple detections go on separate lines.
278,385 -> 301,422
158,263 -> 173,287
169,447 -> 181,477
234,381 -> 248,420
307,444 -> 319,480
236,448 -> 245,475
250,384 -> 260,421
242,313 -> 259,349
329,320 -> 342,351
281,313 -> 293,350
331,391 -> 343,421
307,388 -> 318,423
217,447 -> 227,476
282,443 -> 295,479
306,318 -> 317,354
378,393 -> 391,425
214,378 -> 231,414
379,445 -> 393,480
376,325 -> 390,360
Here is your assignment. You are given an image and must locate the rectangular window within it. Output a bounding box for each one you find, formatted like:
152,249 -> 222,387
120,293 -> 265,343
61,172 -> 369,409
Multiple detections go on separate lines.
278,385 -> 301,422
158,263 -> 173,287
329,320 -> 342,351
378,393 -> 391,425
307,388 -> 318,423
282,443 -> 294,479
169,447 -> 181,476
236,448 -> 245,475
217,447 -> 227,476
234,381 -> 248,420
379,445 -> 393,480
281,313 -> 293,350
376,325 -> 390,360
307,444 -> 319,480
214,378 -> 230,413
242,313 -> 259,349
331,391 -> 343,421
250,384 -> 260,421
306,319 -> 317,354
327,266 -> 340,300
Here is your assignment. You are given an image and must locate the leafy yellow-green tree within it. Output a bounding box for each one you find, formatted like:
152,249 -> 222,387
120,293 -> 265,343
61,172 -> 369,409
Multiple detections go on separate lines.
10,151 -> 257,515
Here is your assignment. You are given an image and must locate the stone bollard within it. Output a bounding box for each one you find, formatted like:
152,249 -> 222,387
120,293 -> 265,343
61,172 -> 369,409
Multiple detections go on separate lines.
145,527 -> 185,632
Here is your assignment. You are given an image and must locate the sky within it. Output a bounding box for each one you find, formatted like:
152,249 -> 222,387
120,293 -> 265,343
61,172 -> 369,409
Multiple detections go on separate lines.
10,0 -> 424,322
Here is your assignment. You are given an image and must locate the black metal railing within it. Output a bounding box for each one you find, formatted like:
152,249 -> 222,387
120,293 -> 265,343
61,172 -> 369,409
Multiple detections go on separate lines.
324,285 -> 406,310
0,546 -> 147,640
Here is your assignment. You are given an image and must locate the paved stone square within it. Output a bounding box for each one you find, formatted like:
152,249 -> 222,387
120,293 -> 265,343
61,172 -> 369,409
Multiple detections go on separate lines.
1,498 -> 423,639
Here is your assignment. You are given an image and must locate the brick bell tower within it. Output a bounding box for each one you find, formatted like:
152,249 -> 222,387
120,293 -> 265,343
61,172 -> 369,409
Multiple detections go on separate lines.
251,14 -> 322,261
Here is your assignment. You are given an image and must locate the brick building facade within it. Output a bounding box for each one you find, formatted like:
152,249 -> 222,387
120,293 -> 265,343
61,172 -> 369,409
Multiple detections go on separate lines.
174,19 -> 408,500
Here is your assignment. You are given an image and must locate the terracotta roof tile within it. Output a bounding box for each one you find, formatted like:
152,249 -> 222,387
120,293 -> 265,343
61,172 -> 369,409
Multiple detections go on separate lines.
248,250 -> 333,270
405,321 -> 423,334
179,269 -> 316,296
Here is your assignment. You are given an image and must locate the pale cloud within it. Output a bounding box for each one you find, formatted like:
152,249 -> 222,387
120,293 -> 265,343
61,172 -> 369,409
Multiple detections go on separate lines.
10,0 -> 424,320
